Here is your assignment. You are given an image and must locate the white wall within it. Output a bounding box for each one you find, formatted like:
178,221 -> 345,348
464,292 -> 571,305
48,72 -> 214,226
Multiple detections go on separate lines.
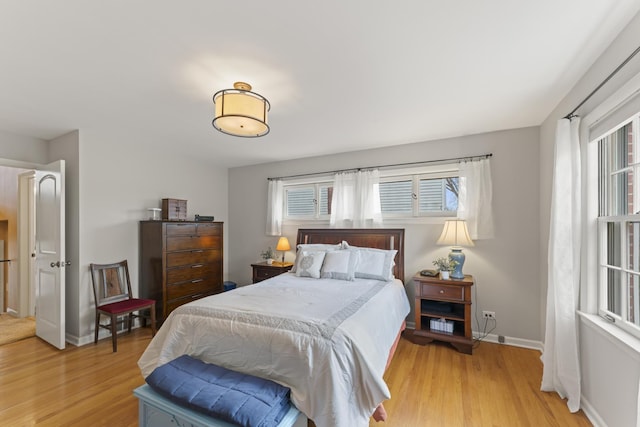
0,127 -> 230,344
71,128 -> 229,343
539,11 -> 640,427
0,130 -> 48,165
229,126 -> 542,343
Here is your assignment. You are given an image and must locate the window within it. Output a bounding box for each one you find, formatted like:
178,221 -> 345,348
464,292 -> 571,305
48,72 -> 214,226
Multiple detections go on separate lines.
597,116 -> 640,337
282,164 -> 459,223
284,183 -> 332,219
379,174 -> 458,217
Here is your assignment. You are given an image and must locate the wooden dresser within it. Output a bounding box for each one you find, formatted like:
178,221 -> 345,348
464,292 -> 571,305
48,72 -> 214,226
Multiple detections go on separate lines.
139,221 -> 223,324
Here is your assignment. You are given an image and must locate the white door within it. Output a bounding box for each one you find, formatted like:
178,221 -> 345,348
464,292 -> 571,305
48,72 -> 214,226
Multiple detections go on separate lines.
34,160 -> 66,349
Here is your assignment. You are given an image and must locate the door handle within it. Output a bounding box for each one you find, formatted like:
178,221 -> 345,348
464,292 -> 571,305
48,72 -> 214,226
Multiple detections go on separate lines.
49,261 -> 70,268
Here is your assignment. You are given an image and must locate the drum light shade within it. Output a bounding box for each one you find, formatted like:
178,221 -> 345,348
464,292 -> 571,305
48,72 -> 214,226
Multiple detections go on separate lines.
212,82 -> 270,137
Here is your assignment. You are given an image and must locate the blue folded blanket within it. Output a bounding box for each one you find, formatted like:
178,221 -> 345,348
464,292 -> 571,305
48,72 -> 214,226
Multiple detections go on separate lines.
145,355 -> 292,427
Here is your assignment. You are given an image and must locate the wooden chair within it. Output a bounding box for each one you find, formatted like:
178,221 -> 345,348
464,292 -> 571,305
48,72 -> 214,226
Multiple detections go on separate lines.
90,260 -> 156,352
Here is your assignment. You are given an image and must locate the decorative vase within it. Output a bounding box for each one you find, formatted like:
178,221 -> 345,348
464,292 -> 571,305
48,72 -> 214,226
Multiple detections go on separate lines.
449,248 -> 465,279
266,258 -> 274,265
440,271 -> 450,280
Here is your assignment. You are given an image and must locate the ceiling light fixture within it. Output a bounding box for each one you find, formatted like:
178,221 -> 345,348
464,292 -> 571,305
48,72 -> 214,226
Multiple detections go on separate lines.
212,82 -> 270,137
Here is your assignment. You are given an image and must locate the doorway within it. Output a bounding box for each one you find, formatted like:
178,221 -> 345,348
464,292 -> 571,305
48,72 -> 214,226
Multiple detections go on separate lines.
0,165 -> 31,316
0,159 -> 66,350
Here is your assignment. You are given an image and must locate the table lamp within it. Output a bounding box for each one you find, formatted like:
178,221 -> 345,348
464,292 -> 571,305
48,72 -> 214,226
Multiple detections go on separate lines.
436,220 -> 474,279
276,236 -> 291,264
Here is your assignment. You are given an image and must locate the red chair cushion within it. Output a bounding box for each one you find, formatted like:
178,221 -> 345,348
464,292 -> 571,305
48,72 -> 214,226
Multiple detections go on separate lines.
98,298 -> 154,314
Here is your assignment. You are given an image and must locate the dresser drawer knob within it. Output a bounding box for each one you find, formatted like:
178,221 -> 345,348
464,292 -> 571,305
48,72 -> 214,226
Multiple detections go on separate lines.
191,279 -> 203,283
439,290 -> 445,294
191,264 -> 203,268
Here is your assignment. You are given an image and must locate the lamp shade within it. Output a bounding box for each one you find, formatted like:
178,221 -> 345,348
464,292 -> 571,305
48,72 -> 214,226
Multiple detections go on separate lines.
437,220 -> 474,247
276,236 -> 291,252
212,82 -> 270,137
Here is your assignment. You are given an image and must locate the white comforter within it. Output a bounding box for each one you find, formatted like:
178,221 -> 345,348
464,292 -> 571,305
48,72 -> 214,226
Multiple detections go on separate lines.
138,273 -> 410,427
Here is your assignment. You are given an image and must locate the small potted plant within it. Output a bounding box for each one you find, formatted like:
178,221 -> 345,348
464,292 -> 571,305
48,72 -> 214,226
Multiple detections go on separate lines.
260,247 -> 275,265
432,256 -> 458,280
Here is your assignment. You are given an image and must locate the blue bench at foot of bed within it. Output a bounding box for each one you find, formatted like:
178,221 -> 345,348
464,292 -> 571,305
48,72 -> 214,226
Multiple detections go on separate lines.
134,385 -> 306,427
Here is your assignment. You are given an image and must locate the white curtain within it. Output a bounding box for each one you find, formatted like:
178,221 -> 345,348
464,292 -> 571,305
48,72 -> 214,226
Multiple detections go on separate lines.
330,169 -> 382,228
458,158 -> 494,239
266,179 -> 284,236
541,117 -> 581,412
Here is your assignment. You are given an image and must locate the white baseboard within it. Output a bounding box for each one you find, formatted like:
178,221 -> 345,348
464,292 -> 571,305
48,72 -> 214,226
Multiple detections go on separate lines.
580,396 -> 607,427
405,322 -> 544,352
472,331 -> 544,352
66,321 -> 146,347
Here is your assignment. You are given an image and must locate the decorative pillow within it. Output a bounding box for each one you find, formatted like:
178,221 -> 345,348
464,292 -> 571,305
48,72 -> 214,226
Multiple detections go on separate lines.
320,250 -> 357,281
294,251 -> 326,279
291,243 -> 341,273
352,248 -> 397,281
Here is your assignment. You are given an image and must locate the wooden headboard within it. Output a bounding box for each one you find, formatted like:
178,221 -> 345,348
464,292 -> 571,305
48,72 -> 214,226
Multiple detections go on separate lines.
296,228 -> 405,282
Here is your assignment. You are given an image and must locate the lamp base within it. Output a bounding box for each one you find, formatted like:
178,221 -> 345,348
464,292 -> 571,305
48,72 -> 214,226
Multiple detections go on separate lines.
449,248 -> 465,280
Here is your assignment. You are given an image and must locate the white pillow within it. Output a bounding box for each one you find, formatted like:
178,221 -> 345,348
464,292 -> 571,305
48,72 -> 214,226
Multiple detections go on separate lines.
291,243 -> 341,273
297,243 -> 342,251
320,250 -> 357,281
352,248 -> 397,281
294,251 -> 326,279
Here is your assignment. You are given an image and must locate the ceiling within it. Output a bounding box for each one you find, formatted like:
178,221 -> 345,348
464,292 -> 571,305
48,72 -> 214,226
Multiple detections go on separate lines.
1,1 -> 639,168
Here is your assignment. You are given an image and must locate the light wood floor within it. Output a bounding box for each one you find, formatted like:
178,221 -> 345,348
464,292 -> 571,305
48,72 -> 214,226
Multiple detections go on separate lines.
0,329 -> 592,426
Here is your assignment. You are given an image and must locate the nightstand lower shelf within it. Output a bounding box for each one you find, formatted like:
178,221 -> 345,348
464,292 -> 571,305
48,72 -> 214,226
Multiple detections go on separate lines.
410,328 -> 473,354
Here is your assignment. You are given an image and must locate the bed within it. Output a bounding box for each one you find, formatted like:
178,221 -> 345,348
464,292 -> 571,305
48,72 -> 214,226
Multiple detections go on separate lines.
138,228 -> 410,427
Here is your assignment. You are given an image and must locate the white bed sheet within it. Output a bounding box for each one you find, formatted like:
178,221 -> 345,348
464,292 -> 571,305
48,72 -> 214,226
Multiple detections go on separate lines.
138,273 -> 410,427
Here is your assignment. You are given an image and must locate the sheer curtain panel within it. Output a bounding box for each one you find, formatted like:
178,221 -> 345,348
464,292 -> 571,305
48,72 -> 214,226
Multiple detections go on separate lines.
266,179 -> 284,236
330,170 -> 382,228
458,158 -> 494,239
541,117 -> 582,412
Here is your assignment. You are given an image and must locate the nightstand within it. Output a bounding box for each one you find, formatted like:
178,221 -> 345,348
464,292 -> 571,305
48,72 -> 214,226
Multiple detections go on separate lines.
408,273 -> 474,354
251,262 -> 294,283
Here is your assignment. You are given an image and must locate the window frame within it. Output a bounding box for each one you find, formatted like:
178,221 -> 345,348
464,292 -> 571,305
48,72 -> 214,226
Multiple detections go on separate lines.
282,177 -> 333,223
280,163 -> 460,226
593,115 -> 640,339
282,180 -> 332,223
378,171 -> 459,219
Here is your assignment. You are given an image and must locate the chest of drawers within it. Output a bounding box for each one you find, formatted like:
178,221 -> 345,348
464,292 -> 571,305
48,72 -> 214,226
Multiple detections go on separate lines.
139,221 -> 223,324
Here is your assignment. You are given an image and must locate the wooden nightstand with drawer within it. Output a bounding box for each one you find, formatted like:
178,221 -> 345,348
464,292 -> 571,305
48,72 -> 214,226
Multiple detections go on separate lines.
251,262 -> 293,283
409,273 -> 474,354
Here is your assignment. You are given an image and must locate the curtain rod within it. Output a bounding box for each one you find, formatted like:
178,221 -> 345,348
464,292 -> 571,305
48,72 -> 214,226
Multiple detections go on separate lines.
268,153 -> 492,181
565,45 -> 640,119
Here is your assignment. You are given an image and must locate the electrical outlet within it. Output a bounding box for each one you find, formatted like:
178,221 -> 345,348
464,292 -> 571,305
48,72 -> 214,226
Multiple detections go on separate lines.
482,311 -> 496,319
